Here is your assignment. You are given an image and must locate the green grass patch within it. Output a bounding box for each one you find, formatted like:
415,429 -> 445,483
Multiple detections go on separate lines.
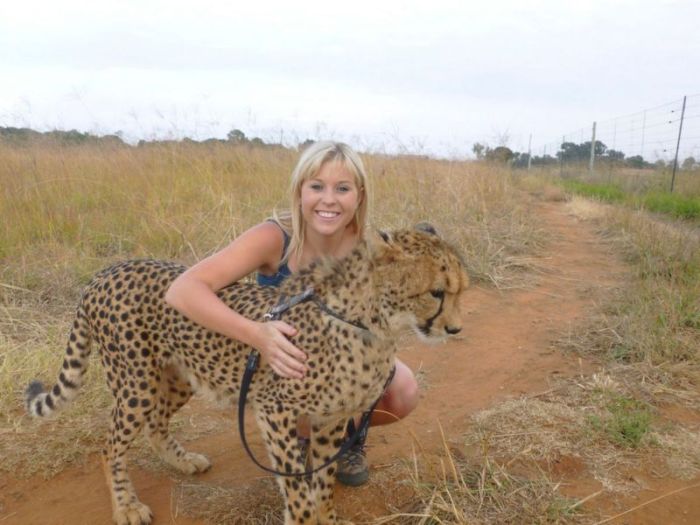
560,180 -> 625,202
588,393 -> 653,449
640,192 -> 700,219
561,179 -> 700,220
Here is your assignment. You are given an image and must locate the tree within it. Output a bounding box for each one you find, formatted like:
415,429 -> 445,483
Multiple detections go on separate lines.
558,142 -> 582,161
299,139 -> 316,150
626,155 -> 646,169
682,156 -> 697,170
531,154 -> 557,166
512,152 -> 530,168
472,142 -> 486,160
227,129 -> 247,143
558,141 -> 607,161
486,146 -> 514,163
606,149 -> 625,161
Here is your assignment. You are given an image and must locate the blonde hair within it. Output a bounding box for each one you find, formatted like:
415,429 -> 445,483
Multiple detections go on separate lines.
274,141 -> 370,264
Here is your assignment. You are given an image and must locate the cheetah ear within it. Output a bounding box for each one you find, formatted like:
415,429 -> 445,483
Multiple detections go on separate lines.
415,222 -> 438,236
368,229 -> 400,263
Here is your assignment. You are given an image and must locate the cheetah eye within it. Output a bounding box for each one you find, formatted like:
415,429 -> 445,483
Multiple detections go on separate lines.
430,289 -> 444,299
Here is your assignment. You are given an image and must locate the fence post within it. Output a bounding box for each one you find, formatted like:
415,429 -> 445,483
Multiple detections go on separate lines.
640,110 -> 646,159
608,120 -> 617,184
559,136 -> 564,177
589,122 -> 596,175
670,95 -> 687,193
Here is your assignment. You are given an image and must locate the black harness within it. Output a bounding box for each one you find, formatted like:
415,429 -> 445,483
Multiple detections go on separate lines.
237,287 -> 393,478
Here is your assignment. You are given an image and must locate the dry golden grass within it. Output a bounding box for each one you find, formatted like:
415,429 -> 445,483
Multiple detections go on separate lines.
0,143 -> 539,294
470,374 -> 700,492
0,309 -> 112,477
564,196 -> 608,221
561,198 -> 699,376
175,478 -> 283,524
372,425 -> 590,525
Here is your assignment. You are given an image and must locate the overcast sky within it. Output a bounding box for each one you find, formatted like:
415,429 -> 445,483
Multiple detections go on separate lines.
1,0 -> 698,158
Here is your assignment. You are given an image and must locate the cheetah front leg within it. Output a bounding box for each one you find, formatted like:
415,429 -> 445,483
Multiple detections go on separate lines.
145,364 -> 211,474
255,406 -> 315,525
309,419 -> 351,525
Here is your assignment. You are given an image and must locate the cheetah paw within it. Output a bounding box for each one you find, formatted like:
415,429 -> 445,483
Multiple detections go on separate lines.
113,501 -> 153,525
180,451 -> 212,474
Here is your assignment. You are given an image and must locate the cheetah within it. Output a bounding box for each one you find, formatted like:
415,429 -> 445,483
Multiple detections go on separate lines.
26,225 -> 469,525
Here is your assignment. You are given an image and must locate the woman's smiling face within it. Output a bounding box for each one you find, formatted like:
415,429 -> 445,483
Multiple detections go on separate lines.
300,160 -> 362,238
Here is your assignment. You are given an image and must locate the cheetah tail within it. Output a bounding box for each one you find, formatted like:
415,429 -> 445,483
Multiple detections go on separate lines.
25,305 -> 92,418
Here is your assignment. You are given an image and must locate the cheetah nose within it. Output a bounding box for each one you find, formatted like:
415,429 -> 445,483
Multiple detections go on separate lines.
445,326 -> 461,335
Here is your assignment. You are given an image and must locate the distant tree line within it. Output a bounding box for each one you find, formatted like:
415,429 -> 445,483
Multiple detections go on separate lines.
0,126 -> 126,146
1,126 -> 696,169
0,126 -> 316,151
472,140 -> 698,170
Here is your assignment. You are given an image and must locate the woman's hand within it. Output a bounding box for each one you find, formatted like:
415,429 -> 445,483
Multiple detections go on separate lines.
252,321 -> 307,379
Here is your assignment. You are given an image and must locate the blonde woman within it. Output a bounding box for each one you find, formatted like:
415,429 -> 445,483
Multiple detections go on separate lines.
166,141 -> 418,485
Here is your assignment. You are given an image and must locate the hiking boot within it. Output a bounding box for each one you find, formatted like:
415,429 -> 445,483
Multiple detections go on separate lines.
336,419 -> 369,487
336,442 -> 369,486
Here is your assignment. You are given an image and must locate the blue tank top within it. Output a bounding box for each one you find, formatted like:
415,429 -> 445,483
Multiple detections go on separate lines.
256,222 -> 292,288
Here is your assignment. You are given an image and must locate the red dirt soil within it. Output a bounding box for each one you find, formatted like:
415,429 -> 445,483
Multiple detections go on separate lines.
2,200 -> 698,524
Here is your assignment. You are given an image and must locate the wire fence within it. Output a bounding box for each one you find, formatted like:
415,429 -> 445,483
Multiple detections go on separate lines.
529,94 -> 700,192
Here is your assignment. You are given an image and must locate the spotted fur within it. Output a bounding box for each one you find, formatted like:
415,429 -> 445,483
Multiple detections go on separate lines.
26,226 -> 469,525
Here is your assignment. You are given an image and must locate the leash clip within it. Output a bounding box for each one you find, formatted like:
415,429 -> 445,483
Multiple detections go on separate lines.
263,288 -> 315,322
245,350 -> 260,372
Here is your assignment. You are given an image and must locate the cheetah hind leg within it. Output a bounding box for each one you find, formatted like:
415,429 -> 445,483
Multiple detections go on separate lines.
145,364 -> 211,474
103,404 -> 154,525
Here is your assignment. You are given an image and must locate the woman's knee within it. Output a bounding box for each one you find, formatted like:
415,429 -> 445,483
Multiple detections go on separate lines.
385,361 -> 419,419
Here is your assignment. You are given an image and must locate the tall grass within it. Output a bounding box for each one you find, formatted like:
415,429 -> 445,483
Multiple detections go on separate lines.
558,196 -> 700,408
381,444 -> 586,524
595,207 -> 699,367
1,142 -> 295,297
1,142 -> 538,298
640,191 -> 700,219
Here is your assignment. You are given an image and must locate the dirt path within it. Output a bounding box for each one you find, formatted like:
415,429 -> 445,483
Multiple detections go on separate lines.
2,199 -> 680,524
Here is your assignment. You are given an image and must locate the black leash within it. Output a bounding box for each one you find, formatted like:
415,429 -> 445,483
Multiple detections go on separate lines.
237,288 -> 389,478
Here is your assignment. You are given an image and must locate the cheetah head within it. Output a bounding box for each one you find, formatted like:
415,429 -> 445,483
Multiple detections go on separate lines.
371,223 -> 469,341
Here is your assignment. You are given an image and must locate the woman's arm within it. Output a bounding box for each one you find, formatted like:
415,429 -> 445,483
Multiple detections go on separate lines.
165,222 -> 308,378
